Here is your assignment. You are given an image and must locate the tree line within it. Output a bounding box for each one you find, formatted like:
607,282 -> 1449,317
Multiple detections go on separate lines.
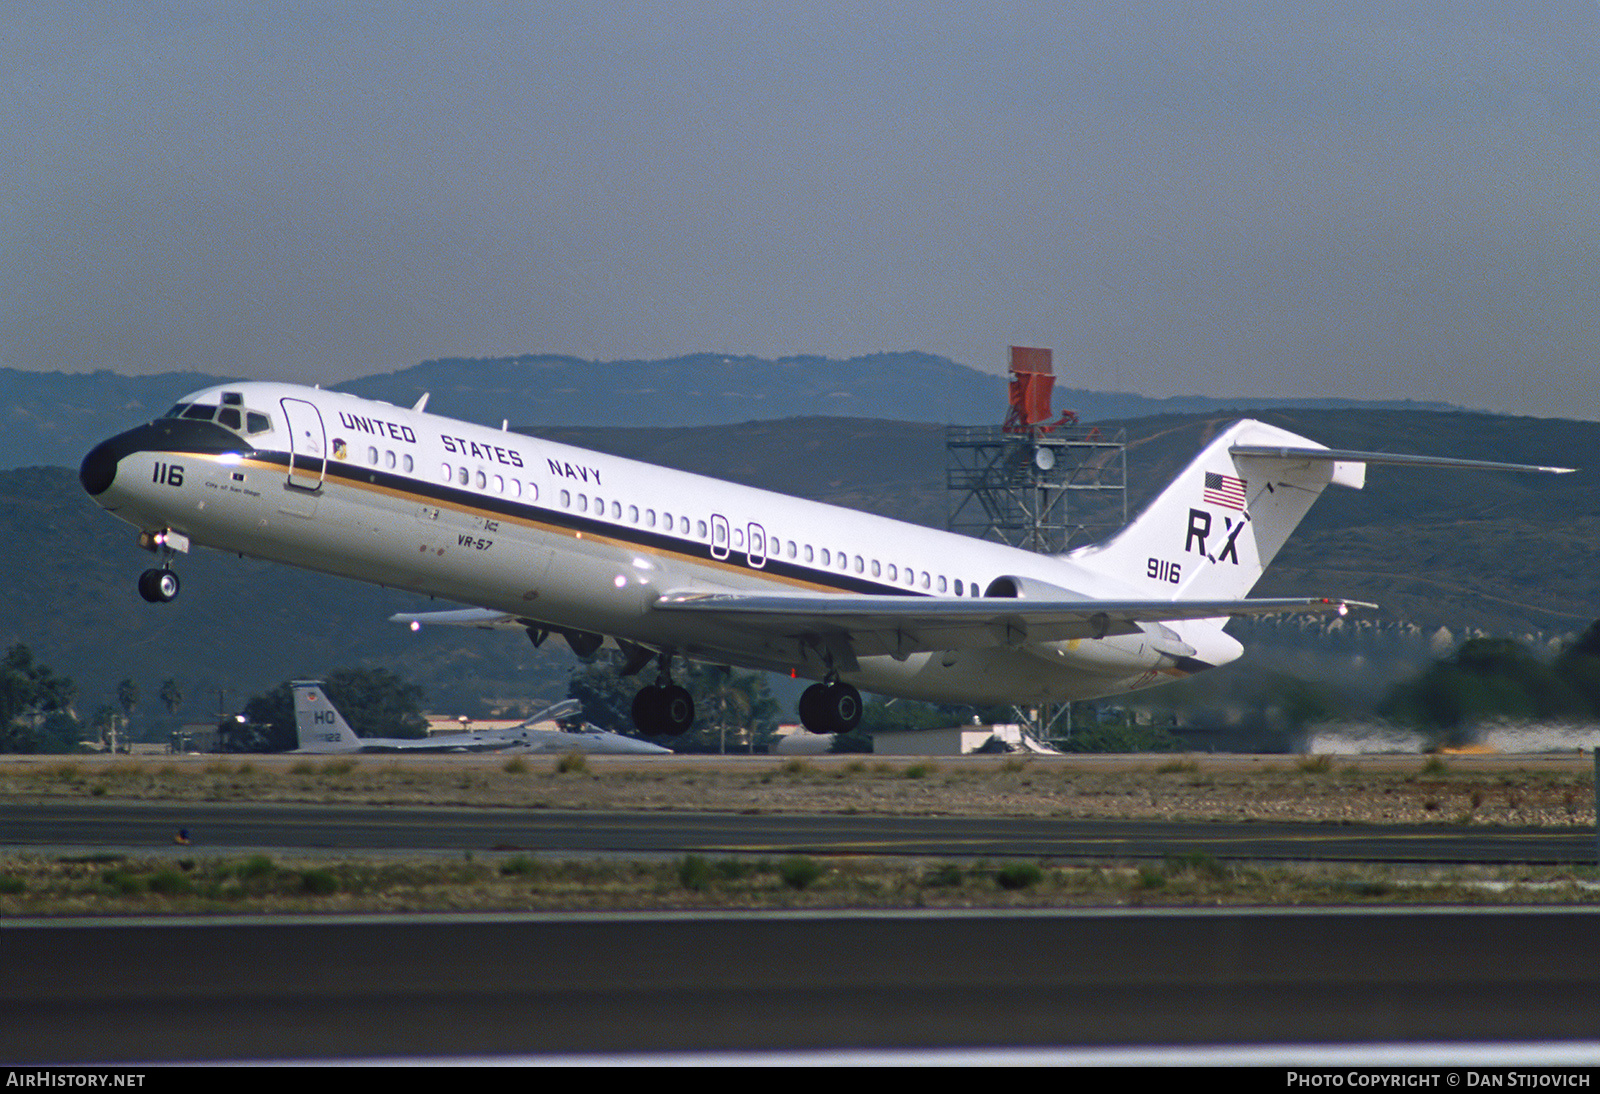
11,620 -> 1600,753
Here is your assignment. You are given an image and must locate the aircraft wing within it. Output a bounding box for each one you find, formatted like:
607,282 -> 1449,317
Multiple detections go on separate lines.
393,593 -> 1372,664
650,591 -> 1371,661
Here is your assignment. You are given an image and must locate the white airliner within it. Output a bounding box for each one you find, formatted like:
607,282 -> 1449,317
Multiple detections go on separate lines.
291,684 -> 670,755
80,381 -> 1569,736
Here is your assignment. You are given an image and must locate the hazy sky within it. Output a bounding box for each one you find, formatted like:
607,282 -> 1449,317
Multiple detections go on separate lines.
5,3 -> 1599,415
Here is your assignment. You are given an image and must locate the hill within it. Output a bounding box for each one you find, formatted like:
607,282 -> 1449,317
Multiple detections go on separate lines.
0,353 -> 1457,469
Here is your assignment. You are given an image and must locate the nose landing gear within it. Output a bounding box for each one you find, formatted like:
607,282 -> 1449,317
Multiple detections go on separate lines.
135,528 -> 189,603
137,568 -> 180,603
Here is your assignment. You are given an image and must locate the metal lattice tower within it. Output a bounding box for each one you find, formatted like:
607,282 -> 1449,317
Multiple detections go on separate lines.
945,424 -> 1128,554
944,348 -> 1131,751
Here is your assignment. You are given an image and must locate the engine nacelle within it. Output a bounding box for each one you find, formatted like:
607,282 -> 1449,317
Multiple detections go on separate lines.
984,574 -> 1082,600
985,573 -> 1199,671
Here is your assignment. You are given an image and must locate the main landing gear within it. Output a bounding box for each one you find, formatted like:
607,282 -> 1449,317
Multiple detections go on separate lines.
631,654 -> 694,737
798,679 -> 863,735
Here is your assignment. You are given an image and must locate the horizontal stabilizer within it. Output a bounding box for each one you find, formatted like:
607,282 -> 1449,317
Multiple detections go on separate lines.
1230,445 -> 1574,475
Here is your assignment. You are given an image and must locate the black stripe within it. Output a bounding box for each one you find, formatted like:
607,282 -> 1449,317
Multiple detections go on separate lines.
250,450 -> 930,599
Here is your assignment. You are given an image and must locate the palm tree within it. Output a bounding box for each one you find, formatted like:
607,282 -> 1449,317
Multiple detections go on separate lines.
115,679 -> 139,751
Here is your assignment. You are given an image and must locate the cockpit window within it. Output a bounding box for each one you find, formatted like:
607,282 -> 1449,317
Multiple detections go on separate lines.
164,396 -> 271,436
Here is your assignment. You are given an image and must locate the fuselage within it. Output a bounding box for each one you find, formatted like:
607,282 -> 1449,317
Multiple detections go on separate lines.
80,381 -> 1240,705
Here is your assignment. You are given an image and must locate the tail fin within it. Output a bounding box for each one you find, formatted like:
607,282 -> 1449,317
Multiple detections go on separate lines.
1069,420 -> 1364,602
292,680 -> 363,753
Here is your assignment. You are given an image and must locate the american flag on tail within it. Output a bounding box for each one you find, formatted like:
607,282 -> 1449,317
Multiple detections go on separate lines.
1203,472 -> 1247,510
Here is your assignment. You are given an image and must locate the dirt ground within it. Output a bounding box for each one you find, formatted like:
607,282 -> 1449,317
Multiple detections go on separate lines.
3,751 -> 1595,827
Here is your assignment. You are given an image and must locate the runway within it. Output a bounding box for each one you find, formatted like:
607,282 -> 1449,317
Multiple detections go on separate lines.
6,797 -> 1598,1063
8,907 -> 1600,1064
0,799 -> 1592,864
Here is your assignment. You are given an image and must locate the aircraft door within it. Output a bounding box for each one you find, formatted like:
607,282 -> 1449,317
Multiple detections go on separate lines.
710,513 -> 730,561
747,522 -> 767,568
280,398 -> 327,490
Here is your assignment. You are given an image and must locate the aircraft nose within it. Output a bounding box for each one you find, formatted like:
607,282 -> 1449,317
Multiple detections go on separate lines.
80,418 -> 258,501
79,421 -> 178,499
80,436 -> 122,497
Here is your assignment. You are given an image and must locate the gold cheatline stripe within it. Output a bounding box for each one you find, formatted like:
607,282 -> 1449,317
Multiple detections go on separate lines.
222,453 -> 875,598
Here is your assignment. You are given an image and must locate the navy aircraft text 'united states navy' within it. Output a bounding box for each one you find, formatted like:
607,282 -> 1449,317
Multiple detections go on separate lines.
79,381 -> 1569,737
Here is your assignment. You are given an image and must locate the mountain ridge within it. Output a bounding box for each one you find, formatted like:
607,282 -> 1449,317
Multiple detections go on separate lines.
0,352 -> 1461,469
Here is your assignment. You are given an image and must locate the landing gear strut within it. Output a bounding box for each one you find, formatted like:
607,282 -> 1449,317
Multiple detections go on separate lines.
630,654 -> 695,737
798,679 -> 863,735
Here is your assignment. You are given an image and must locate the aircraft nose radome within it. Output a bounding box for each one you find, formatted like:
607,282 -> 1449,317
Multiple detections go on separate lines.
79,437 -> 120,497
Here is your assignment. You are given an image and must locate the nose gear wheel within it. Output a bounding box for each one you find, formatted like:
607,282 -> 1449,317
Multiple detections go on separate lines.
137,568 -> 180,604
